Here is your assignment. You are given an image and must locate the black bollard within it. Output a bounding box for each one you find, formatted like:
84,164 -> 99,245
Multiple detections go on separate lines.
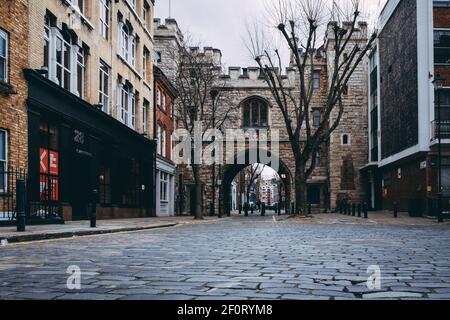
244,203 -> 249,217
347,204 -> 351,216
239,204 -> 242,215
363,202 -> 368,219
291,202 -> 295,215
358,203 -> 362,218
90,189 -> 98,228
308,203 -> 312,216
352,203 -> 356,216
16,179 -> 26,232
261,203 -> 266,216
393,202 -> 398,218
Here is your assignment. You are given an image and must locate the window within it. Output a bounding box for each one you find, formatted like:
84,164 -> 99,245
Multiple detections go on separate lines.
77,47 -> 85,98
142,100 -> 148,133
100,0 -> 110,39
127,0 -> 136,10
143,2 -> 150,29
119,23 -> 136,67
313,71 -> 320,90
0,130 -> 7,193
55,35 -> 72,90
434,30 -> 450,64
341,134 -> 350,146
99,60 -> 110,113
162,93 -> 166,112
120,24 -> 129,61
160,172 -> 169,202
157,88 -> 161,106
156,51 -> 162,63
143,47 -> 149,81
162,127 -> 167,157
69,0 -> 84,14
157,125 -> 162,155
117,82 -> 135,128
242,98 -> 268,128
44,13 -> 90,96
312,109 -> 321,127
44,17 -> 50,75
0,29 -> 8,82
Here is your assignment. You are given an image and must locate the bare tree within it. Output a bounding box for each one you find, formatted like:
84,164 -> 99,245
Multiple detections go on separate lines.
244,164 -> 266,204
171,37 -> 238,219
246,0 -> 377,215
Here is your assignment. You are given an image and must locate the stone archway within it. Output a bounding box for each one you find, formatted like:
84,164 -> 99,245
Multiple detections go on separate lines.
221,148 -> 293,216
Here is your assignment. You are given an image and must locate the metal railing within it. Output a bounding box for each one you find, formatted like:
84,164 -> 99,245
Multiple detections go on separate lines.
0,168 -> 63,224
431,120 -> 450,140
0,168 -> 27,221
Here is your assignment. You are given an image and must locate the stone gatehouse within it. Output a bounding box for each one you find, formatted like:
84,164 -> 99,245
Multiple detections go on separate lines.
154,18 -> 369,215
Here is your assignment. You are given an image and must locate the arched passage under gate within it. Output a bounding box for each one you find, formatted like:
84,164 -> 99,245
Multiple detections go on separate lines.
221,149 -> 293,216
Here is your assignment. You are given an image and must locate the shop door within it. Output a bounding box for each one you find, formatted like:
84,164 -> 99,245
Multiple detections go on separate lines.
72,153 -> 92,220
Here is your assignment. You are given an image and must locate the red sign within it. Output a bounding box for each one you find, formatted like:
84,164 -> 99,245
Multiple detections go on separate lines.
39,148 -> 59,201
40,148 -> 59,175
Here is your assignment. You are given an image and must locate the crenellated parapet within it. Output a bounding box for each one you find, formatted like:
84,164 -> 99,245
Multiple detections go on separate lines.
220,66 -> 297,83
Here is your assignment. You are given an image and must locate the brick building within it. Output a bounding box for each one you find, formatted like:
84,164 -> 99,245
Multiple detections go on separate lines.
154,65 -> 177,216
364,0 -> 450,214
22,0 -> 157,221
0,0 -> 29,222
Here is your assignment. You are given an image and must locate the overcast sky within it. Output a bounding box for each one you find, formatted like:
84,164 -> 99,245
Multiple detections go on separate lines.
155,0 -> 387,68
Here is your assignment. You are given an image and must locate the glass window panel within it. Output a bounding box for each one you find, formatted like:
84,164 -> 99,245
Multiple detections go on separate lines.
251,102 -> 259,126
260,104 -> 268,127
243,104 -> 250,127
0,130 -> 5,161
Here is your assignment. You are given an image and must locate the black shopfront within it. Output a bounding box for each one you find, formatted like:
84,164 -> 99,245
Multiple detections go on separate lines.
25,70 -> 155,221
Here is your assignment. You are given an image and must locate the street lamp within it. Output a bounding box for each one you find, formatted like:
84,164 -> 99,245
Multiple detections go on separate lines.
433,74 -> 446,223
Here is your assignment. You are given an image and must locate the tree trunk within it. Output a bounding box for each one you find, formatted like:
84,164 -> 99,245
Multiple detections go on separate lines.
192,164 -> 203,220
294,162 -> 308,216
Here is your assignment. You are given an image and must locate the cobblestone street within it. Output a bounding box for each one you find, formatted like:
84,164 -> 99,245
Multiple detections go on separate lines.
1,216 -> 450,300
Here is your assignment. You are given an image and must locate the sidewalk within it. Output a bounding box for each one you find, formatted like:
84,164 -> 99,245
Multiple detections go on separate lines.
283,211 -> 450,226
0,216 -> 222,245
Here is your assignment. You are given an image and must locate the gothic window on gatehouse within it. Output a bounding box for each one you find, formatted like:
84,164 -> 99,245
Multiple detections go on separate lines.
242,98 -> 268,128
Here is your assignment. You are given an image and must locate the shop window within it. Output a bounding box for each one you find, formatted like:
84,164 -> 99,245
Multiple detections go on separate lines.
99,165 -> 111,205
100,0 -> 110,40
242,98 -> 268,128
120,157 -> 141,207
0,129 -> 7,193
434,30 -> 450,64
160,172 -> 169,202
0,29 -> 8,83
39,122 -> 59,202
